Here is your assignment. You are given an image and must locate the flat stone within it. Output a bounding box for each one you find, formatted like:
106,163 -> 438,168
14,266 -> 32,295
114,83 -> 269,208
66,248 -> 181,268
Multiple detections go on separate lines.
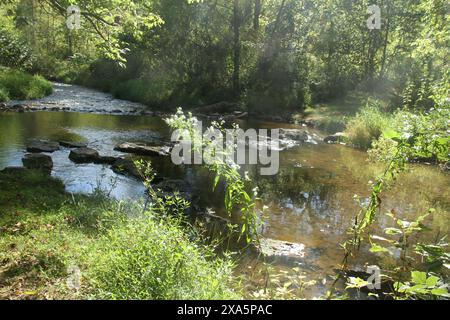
22,153 -> 53,172
69,148 -> 100,163
114,142 -> 170,157
59,140 -> 88,148
26,140 -> 60,153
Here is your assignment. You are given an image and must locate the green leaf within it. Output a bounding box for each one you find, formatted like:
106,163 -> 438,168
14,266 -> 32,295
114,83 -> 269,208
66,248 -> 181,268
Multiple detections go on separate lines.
346,277 -> 368,289
385,227 -> 402,235
425,275 -> 439,287
383,129 -> 401,140
431,288 -> 449,297
370,243 -> 389,253
411,271 -> 427,285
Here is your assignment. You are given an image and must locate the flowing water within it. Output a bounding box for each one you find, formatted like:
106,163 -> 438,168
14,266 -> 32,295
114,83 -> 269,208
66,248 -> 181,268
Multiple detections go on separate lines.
1,83 -> 449,298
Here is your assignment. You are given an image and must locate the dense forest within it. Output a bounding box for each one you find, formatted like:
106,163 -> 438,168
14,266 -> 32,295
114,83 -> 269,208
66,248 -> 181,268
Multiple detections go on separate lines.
1,0 -> 448,114
0,0 -> 449,301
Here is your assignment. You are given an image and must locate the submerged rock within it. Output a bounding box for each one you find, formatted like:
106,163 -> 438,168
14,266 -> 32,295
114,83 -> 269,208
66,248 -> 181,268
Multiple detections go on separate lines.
22,153 -> 53,173
259,238 -> 306,259
69,147 -> 100,163
114,142 -> 171,157
26,140 -> 60,153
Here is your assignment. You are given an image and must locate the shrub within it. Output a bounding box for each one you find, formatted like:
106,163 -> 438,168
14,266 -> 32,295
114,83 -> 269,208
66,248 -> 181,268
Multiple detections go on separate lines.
345,102 -> 391,150
370,106 -> 450,164
87,213 -> 239,300
111,78 -> 174,106
0,86 -> 9,102
0,69 -> 53,100
0,27 -> 34,70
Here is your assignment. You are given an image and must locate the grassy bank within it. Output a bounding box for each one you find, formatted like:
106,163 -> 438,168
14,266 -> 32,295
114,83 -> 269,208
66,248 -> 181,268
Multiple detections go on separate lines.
0,68 -> 53,102
301,91 -> 449,166
0,169 -> 239,300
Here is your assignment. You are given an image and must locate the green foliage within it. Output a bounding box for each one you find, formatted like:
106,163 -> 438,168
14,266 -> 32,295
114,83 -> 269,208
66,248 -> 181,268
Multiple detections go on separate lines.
87,212 -> 238,299
0,27 -> 34,70
112,78 -> 174,106
370,105 -> 450,164
165,109 -> 262,245
394,271 -> 449,299
0,69 -> 53,101
368,210 -> 449,300
0,86 -> 9,102
345,102 -> 391,150
0,169 -> 240,300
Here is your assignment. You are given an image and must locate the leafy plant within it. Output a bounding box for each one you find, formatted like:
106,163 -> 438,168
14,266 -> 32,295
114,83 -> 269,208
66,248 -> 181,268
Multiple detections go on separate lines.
165,108 -> 263,245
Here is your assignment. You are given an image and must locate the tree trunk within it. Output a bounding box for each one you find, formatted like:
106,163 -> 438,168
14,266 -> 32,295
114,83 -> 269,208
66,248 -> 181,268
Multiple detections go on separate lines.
253,0 -> 261,31
233,0 -> 241,97
379,2 -> 391,80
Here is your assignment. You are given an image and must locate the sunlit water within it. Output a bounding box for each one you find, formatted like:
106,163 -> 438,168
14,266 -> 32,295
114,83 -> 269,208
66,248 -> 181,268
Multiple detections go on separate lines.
1,84 -> 448,298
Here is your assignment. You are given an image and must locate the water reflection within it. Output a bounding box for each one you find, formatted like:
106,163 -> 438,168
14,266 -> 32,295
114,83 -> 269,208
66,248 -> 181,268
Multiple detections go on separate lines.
0,107 -> 448,298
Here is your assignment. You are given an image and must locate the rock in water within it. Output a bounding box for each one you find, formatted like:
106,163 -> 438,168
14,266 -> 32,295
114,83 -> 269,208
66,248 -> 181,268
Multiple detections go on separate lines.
324,132 -> 347,144
114,142 -> 170,156
111,158 -> 141,178
22,153 -> 53,173
259,238 -> 306,259
26,140 -> 60,153
59,140 -> 88,148
278,129 -> 309,142
69,148 -> 100,163
94,156 -> 119,165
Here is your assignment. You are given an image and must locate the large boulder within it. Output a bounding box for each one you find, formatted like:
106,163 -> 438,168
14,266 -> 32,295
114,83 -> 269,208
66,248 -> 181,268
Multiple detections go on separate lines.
26,140 -> 60,153
114,142 -> 171,157
22,153 -> 53,173
69,148 -> 100,163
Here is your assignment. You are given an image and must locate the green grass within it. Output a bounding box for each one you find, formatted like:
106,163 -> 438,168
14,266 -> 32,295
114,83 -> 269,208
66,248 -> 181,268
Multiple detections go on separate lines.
0,68 -> 53,101
0,169 -> 240,300
301,91 -> 390,134
345,103 -> 392,150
